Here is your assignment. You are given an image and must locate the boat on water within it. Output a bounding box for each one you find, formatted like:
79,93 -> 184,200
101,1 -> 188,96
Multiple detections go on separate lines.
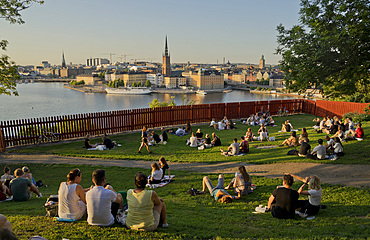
105,87 -> 152,95
196,90 -> 207,95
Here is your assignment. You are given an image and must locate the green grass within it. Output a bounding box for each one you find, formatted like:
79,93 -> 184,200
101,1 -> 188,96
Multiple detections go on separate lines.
9,114 -> 370,165
1,164 -> 369,240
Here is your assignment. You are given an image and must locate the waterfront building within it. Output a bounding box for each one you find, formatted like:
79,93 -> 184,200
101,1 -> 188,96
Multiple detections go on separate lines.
147,73 -> 164,87
256,71 -> 270,80
259,55 -> 265,69
76,74 -> 101,85
162,36 -> 171,77
122,71 -> 147,87
182,69 -> 224,90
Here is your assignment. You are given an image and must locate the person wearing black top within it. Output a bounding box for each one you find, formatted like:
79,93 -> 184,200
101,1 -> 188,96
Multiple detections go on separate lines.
152,131 -> 161,144
159,157 -> 170,180
160,127 -> 168,142
84,134 -> 97,149
211,132 -> 221,146
102,134 -> 115,149
267,174 -> 299,219
298,139 -> 311,157
195,129 -> 204,141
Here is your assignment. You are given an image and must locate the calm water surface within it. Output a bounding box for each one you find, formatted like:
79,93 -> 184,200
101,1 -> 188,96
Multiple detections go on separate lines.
0,83 -> 295,121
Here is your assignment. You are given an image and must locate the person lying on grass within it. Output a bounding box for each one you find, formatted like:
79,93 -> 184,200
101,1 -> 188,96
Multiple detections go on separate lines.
58,169 -> 90,221
267,174 -> 299,219
200,174 -> 241,203
126,172 -> 168,231
224,166 -> 252,196
286,173 -> 323,217
220,138 -> 239,156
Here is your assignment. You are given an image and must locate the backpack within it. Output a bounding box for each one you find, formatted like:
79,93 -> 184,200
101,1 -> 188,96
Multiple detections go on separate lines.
287,149 -> 299,155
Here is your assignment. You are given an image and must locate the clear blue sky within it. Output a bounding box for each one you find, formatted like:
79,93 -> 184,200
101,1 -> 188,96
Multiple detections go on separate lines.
0,0 -> 301,66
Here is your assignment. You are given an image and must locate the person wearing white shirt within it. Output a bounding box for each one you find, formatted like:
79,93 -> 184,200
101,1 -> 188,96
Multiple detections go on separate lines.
325,135 -> 335,150
148,163 -> 163,184
189,132 -> 198,147
86,169 -> 123,226
308,139 -> 326,160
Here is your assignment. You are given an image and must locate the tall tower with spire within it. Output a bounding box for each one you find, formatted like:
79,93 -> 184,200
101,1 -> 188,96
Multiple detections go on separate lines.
62,51 -> 66,68
259,55 -> 265,69
162,36 -> 171,77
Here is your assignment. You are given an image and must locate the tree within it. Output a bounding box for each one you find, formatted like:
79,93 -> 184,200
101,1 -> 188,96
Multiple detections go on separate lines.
149,96 -> 176,109
145,79 -> 151,87
1,0 -> 44,96
132,82 -> 137,87
276,0 -> 370,102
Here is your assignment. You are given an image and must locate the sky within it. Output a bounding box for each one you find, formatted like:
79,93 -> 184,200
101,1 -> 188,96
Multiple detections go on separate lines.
0,0 -> 301,66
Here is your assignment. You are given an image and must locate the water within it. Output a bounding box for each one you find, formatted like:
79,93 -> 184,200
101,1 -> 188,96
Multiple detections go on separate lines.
0,82 -> 294,121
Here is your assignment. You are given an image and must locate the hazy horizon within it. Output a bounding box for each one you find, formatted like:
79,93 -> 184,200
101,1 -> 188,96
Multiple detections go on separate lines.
0,0 -> 301,66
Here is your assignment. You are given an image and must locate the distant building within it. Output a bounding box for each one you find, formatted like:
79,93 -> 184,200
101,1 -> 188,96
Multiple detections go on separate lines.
162,36 -> 171,77
76,74 -> 101,85
62,52 -> 66,68
259,55 -> 265,69
147,73 -> 163,87
86,58 -> 110,66
40,61 -> 51,68
182,69 -> 224,90
121,71 -> 147,87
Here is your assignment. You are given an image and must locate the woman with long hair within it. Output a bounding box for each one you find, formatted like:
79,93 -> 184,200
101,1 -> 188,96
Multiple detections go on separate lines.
138,126 -> 152,154
225,166 -> 252,197
148,163 -> 163,184
159,157 -> 170,180
299,127 -> 309,144
58,169 -> 89,220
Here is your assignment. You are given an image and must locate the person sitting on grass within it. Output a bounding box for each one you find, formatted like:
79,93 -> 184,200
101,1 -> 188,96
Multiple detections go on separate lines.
298,139 -> 311,157
159,157 -> 170,180
21,166 -> 36,186
299,128 -> 309,144
287,173 -> 323,217
84,134 -> 97,149
102,133 -> 117,150
258,123 -> 269,141
281,121 -> 291,132
227,120 -> 235,129
200,174 -> 240,203
239,136 -> 249,153
345,122 -> 364,140
279,131 -> 299,147
307,139 -> 326,160
151,131 -> 161,145
245,128 -> 254,142
86,169 -> 123,226
267,174 -> 299,219
332,137 -> 344,156
138,126 -> 152,154
0,179 -> 12,201
218,120 -> 226,130
148,163 -> 163,184
203,133 -> 212,148
126,172 -> 168,231
185,122 -> 192,134
331,125 -> 345,142
211,132 -> 221,146
225,166 -> 252,196
1,166 -> 14,188
220,138 -> 240,156
195,129 -> 204,142
58,169 -> 89,221
325,135 -> 335,150
210,118 -> 217,127
9,168 -> 41,201
160,127 -> 168,144
189,132 -> 198,147
175,127 -> 187,136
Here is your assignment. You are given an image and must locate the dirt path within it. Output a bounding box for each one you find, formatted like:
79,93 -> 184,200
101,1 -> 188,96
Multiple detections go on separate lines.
1,153 -> 369,188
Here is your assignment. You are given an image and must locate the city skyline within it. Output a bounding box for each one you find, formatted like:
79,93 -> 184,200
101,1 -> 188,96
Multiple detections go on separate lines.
0,0 -> 301,66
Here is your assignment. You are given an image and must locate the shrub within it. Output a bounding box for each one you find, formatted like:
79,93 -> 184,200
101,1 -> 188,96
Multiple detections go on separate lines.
256,87 -> 261,90
342,112 -> 370,122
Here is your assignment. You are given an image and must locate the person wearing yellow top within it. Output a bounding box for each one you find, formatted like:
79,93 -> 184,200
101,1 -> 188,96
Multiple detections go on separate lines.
125,172 -> 168,231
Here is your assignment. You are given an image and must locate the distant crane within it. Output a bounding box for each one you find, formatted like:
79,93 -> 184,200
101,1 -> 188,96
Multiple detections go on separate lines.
116,54 -> 133,63
101,53 -> 116,64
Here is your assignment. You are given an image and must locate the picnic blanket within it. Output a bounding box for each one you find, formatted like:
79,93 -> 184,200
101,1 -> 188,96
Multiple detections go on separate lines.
146,175 -> 175,189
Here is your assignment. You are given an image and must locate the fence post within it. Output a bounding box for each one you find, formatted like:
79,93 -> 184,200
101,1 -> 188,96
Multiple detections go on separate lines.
0,125 -> 6,152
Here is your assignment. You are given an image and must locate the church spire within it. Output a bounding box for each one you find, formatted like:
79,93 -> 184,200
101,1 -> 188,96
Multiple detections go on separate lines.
164,35 -> 169,56
62,51 -> 66,68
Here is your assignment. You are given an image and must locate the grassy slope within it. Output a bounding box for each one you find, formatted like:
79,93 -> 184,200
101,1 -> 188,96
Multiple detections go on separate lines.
10,114 -> 370,165
1,164 -> 369,240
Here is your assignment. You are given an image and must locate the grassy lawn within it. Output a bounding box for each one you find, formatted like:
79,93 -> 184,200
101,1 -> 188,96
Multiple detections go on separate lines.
1,163 -> 369,240
9,114 -> 370,165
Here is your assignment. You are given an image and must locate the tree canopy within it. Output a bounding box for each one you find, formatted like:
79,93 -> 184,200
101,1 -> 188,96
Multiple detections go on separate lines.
276,0 -> 370,102
0,0 -> 43,96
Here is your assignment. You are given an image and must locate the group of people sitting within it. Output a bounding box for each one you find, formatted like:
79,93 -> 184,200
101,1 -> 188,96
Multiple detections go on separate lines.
57,168 -> 169,230
314,116 -> 364,141
138,127 -> 169,154
243,123 -> 271,142
84,133 -> 118,150
220,136 -> 249,156
0,166 -> 42,202
148,157 -> 171,184
210,116 -> 236,131
187,129 -> 222,148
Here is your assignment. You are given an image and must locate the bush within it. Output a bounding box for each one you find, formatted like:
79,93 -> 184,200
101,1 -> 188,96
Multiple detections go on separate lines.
256,87 -> 261,90
343,112 -> 370,122
69,80 -> 85,86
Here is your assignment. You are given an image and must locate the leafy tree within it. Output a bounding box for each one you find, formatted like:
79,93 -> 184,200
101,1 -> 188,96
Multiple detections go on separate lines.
149,96 -> 176,109
256,79 -> 260,84
137,82 -> 142,87
0,0 -> 44,96
181,94 -> 198,105
276,0 -> 370,102
145,79 -> 151,87
132,82 -> 137,87
246,80 -> 250,84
